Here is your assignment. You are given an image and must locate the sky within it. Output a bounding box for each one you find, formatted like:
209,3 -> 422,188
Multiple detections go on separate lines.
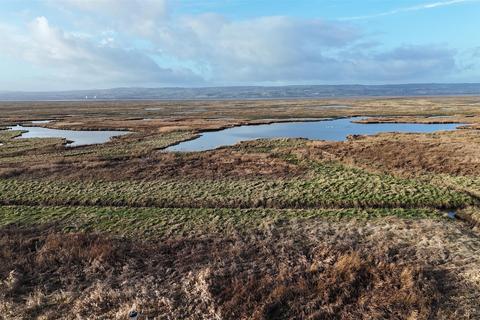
0,0 -> 479,90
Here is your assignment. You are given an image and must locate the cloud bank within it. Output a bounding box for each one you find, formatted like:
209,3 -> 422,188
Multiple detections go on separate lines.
0,0 -> 469,89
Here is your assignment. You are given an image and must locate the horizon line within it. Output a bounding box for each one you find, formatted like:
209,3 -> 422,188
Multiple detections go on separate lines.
2,82 -> 480,94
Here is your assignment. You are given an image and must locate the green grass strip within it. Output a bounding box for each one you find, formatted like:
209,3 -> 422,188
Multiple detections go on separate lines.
0,205 -> 442,239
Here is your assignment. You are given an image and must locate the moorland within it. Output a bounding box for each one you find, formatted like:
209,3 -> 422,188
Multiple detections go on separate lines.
0,97 -> 479,319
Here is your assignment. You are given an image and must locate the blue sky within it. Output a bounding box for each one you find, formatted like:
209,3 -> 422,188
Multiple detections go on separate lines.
0,0 -> 479,90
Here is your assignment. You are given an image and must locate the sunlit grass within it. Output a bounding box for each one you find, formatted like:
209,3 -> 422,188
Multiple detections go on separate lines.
0,162 -> 472,209
0,205 -> 442,238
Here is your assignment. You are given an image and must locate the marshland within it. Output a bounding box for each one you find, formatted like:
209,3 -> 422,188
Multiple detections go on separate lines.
0,97 -> 480,319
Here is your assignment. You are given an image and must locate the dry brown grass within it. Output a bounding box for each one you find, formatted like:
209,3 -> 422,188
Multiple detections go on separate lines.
353,115 -> 480,124
306,129 -> 480,177
209,250 -> 437,320
1,217 -> 479,319
2,149 -> 306,181
1,96 -> 480,129
457,207 -> 480,228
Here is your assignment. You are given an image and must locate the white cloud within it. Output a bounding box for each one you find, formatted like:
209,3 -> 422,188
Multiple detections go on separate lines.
341,45 -> 457,82
57,0 -> 168,18
145,14 -> 365,82
0,16 -> 200,88
144,14 -> 456,83
0,0 -> 467,88
56,0 -> 168,36
341,0 -> 479,21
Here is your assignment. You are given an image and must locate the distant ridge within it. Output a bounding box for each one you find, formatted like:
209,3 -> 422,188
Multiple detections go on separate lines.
1,83 -> 480,101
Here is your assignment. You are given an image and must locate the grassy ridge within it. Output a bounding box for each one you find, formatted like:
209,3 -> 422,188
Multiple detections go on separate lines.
430,174 -> 480,199
76,130 -> 195,159
0,129 -> 25,142
0,129 -> 64,159
427,175 -> 480,225
0,163 -> 472,209
0,205 -> 441,238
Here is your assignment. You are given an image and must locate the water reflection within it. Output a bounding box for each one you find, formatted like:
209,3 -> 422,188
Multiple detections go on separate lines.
7,125 -> 129,147
167,117 -> 464,152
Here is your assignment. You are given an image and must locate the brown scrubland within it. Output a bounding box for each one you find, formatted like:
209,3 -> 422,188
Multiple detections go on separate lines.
1,218 -> 479,320
0,97 -> 479,319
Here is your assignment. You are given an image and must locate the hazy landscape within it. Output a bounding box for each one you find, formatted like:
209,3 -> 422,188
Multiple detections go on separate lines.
2,83 -> 480,101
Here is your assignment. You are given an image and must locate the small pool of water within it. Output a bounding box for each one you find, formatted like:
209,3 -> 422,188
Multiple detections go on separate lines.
31,120 -> 53,124
7,125 -> 129,147
447,211 -> 457,219
428,115 -> 453,119
167,117 -> 464,152
310,105 -> 351,109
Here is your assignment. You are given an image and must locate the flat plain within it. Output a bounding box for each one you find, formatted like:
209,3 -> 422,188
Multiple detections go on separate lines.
0,97 -> 479,319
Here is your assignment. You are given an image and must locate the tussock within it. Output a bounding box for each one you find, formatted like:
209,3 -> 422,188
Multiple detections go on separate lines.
0,220 -> 479,319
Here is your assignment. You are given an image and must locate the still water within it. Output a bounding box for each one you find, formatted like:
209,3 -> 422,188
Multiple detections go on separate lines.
167,117 -> 463,152
7,125 -> 129,147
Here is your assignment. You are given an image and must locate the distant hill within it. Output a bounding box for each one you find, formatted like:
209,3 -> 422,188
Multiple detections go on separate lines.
1,83 -> 480,101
